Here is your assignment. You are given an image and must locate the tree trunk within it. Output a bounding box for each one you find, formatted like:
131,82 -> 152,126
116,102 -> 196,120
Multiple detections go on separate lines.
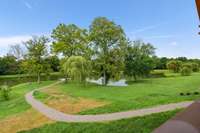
133,74 -> 137,81
37,73 -> 41,84
103,70 -> 106,86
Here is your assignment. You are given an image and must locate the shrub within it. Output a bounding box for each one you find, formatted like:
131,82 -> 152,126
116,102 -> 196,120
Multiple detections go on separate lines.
167,60 -> 182,73
0,85 -> 11,100
181,66 -> 192,76
191,63 -> 200,72
149,71 -> 165,78
186,92 -> 191,96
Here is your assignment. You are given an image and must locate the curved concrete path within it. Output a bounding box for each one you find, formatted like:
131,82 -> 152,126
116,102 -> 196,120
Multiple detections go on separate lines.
25,81 -> 193,122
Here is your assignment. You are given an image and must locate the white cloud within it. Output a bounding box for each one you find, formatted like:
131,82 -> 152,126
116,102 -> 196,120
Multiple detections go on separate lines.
145,35 -> 175,39
132,25 -> 158,34
128,23 -> 169,40
0,35 -> 32,56
24,2 -> 32,9
21,0 -> 33,9
169,41 -> 178,46
0,35 -> 32,46
131,23 -> 168,35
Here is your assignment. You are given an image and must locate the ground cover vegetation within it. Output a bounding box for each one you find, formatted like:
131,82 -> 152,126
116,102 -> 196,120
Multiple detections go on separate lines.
20,110 -> 181,133
0,81 -> 54,119
33,72 -> 200,115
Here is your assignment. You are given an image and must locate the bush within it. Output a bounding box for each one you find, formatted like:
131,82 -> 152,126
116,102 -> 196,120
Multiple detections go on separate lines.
191,63 -> 200,72
149,71 -> 165,78
181,66 -> 192,76
186,92 -> 191,96
0,85 -> 11,100
167,60 -> 182,73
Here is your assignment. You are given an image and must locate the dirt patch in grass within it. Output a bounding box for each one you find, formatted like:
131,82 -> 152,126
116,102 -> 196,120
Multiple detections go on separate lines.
46,97 -> 107,114
40,86 -> 65,98
40,86 -> 108,114
0,109 -> 53,133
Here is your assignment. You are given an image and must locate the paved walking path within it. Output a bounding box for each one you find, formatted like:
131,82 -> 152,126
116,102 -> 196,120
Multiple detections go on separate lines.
25,81 -> 193,122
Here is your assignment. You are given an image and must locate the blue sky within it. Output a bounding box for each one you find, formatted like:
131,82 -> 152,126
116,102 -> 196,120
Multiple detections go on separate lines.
0,0 -> 200,58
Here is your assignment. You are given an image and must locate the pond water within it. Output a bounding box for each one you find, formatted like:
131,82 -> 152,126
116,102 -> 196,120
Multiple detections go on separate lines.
87,77 -> 128,87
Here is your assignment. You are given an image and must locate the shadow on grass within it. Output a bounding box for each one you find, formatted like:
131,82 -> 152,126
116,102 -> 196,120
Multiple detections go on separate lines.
126,80 -> 151,85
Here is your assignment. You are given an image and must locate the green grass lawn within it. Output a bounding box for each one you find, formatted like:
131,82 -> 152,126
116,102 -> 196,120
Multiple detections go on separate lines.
37,72 -> 200,115
0,81 -> 55,119
0,71 -> 197,132
19,109 -> 180,133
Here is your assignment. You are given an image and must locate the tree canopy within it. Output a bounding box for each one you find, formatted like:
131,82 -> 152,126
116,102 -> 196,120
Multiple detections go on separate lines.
124,40 -> 155,80
63,56 -> 91,83
51,24 -> 89,58
23,36 -> 51,83
89,17 -> 127,85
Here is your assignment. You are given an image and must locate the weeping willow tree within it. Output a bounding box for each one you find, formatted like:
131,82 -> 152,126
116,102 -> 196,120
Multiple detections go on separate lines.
63,56 -> 91,83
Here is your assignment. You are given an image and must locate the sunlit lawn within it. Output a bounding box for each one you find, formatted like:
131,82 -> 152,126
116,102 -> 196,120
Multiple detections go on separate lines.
20,109 -> 181,133
40,72 -> 200,114
0,81 -> 55,119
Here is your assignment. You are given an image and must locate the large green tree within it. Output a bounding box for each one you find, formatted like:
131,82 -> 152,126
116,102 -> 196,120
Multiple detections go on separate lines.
51,24 -> 89,58
89,17 -> 127,85
63,56 -> 91,83
23,36 -> 51,83
124,40 -> 155,81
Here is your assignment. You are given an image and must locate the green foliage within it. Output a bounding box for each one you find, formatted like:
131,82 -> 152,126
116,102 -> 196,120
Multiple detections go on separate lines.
89,17 -> 127,85
180,63 -> 193,76
45,56 -> 60,72
191,62 -> 199,72
125,40 -> 155,81
150,70 -> 166,78
0,85 -> 11,100
23,36 -> 52,83
51,24 -> 89,58
0,81 -> 54,119
0,55 -> 21,75
181,66 -> 192,76
33,90 -> 49,101
20,110 -> 180,133
154,57 -> 169,69
155,57 -> 200,72
63,56 -> 91,83
176,57 -> 188,62
167,60 -> 182,73
0,72 -> 63,87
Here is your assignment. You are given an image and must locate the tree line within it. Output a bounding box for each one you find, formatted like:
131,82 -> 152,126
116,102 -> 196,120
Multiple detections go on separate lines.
0,17 -> 200,85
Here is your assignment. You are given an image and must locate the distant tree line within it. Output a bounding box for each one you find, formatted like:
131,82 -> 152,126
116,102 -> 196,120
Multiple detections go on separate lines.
154,56 -> 200,70
0,54 -> 60,75
0,17 -> 200,84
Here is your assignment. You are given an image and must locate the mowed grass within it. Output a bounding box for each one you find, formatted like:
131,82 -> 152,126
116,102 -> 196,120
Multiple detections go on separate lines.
47,73 -> 200,114
0,81 -> 55,119
20,109 -> 180,133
